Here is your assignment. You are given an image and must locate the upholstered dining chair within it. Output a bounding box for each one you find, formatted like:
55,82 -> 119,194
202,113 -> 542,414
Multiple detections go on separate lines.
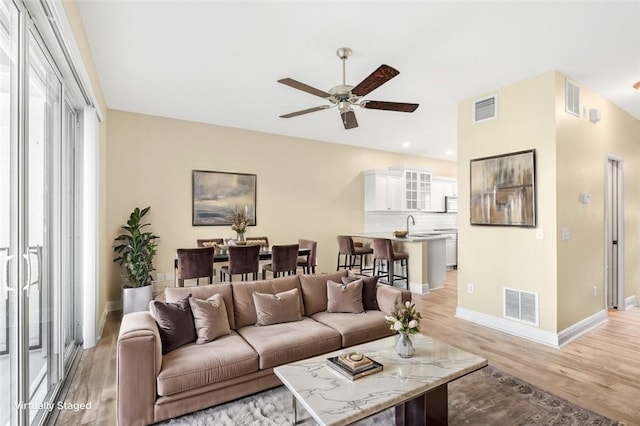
297,239 -> 317,274
196,238 -> 224,247
336,235 -> 373,274
372,238 -> 409,289
175,247 -> 214,287
262,244 -> 299,279
219,245 -> 261,282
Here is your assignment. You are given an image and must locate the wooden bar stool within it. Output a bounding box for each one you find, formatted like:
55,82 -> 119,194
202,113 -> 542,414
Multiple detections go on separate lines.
372,238 -> 409,289
336,235 -> 373,274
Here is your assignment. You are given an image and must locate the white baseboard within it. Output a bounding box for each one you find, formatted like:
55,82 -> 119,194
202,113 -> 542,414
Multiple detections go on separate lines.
455,307 -> 608,348
625,294 -> 638,309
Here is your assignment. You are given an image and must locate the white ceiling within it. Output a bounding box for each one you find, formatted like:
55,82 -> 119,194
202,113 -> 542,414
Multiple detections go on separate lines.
76,1 -> 640,160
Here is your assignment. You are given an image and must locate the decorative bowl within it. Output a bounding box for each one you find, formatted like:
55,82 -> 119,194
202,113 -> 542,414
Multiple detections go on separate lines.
393,230 -> 408,238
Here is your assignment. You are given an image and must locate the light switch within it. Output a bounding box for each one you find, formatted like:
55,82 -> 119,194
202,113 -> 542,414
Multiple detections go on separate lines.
536,228 -> 544,240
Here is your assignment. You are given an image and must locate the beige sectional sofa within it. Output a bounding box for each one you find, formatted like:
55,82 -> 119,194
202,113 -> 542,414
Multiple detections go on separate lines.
116,270 -> 411,425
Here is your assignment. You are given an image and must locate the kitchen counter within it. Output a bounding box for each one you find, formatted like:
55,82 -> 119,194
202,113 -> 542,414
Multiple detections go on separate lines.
349,233 -> 449,294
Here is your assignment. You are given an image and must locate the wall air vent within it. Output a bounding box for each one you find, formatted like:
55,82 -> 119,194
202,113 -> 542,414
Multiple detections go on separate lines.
565,79 -> 580,117
473,94 -> 497,123
503,287 -> 539,326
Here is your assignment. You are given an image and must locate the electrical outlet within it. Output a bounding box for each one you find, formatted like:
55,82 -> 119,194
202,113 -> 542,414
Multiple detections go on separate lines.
157,272 -> 165,282
536,228 -> 544,240
166,272 -> 175,281
593,286 -> 597,297
467,284 -> 474,294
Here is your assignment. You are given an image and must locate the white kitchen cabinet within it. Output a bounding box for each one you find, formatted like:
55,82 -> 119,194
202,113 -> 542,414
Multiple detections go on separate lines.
363,169 -> 404,211
403,170 -> 431,211
430,177 -> 458,212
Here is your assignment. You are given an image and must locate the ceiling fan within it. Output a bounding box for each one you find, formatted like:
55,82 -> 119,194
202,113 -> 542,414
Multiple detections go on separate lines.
278,47 -> 419,130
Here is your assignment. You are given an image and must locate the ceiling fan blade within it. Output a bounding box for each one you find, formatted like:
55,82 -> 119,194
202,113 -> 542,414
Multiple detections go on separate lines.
362,101 -> 419,113
351,65 -> 400,97
278,78 -> 331,98
280,105 -> 330,118
341,110 -> 358,129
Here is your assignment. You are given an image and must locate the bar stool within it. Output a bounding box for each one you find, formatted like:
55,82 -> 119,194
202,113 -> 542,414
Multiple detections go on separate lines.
219,245 -> 261,282
372,238 -> 409,289
336,235 -> 373,274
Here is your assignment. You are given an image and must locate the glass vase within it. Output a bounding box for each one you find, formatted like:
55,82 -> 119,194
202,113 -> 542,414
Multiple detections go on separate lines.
396,332 -> 415,358
236,232 -> 246,244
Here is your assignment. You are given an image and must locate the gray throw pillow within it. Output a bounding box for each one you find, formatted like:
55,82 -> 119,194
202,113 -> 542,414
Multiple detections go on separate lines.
151,295 -> 197,354
343,270 -> 379,310
327,279 -> 364,314
188,294 -> 231,344
252,288 -> 302,326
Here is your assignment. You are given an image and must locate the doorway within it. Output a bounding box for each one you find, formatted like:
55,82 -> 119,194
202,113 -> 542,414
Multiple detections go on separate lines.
606,156 -> 624,310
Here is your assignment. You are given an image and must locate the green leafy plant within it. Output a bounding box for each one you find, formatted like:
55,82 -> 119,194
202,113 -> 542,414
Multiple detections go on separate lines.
113,206 -> 159,288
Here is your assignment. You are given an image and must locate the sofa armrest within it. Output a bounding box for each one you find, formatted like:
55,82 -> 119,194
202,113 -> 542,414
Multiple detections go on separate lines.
117,312 -> 162,426
376,285 -> 412,314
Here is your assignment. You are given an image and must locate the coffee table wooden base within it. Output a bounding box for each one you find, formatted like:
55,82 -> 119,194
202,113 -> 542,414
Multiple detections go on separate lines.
395,382 -> 448,425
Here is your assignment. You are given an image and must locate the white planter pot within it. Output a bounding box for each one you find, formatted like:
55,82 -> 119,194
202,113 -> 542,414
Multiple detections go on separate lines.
122,285 -> 153,315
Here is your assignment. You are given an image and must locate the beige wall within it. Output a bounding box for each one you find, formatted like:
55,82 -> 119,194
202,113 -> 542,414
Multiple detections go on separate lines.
457,71 -> 559,333
106,110 -> 456,303
63,1 -> 110,335
458,70 -> 640,335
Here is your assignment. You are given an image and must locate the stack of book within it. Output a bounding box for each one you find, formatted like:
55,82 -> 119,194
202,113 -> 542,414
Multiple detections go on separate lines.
326,352 -> 383,380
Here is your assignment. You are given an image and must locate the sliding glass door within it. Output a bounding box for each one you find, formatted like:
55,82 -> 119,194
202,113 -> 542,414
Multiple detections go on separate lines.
0,1 -> 83,424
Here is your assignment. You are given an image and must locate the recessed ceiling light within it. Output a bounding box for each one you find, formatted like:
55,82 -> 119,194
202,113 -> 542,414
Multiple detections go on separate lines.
445,150 -> 453,156
403,141 -> 411,148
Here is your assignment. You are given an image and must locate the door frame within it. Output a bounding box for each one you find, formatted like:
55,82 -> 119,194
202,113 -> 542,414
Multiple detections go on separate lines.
605,154 -> 625,311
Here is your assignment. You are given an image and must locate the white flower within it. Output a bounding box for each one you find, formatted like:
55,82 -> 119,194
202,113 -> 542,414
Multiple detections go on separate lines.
393,321 -> 403,331
408,320 -> 417,329
405,301 -> 411,308
384,315 -> 393,322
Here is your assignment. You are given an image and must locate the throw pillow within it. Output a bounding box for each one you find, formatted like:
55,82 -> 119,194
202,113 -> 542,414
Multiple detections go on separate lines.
188,294 -> 231,344
343,270 -> 379,311
326,279 -> 364,314
252,288 -> 302,326
150,295 -> 197,354
376,285 -> 403,315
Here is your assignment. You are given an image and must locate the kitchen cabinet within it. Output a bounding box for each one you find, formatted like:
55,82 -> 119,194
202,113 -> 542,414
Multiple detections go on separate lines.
363,169 -> 404,211
430,177 -> 458,212
444,233 -> 457,268
403,170 -> 431,211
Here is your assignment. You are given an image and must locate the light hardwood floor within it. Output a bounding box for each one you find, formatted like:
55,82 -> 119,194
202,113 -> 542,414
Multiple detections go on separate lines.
57,270 -> 640,425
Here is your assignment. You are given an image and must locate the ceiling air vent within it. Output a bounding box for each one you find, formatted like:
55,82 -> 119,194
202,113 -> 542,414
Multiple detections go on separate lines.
565,79 -> 580,117
503,287 -> 539,326
473,94 -> 497,123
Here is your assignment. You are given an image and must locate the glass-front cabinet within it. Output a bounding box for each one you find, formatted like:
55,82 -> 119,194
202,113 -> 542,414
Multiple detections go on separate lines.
404,170 -> 431,211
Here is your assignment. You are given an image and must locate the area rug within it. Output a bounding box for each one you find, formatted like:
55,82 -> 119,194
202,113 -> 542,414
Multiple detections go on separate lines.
160,366 -> 619,425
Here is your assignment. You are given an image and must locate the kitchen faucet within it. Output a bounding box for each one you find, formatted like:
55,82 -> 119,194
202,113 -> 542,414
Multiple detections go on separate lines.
406,215 -> 415,235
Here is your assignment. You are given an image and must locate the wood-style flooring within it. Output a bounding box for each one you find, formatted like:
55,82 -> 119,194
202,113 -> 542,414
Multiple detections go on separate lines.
57,270 -> 640,425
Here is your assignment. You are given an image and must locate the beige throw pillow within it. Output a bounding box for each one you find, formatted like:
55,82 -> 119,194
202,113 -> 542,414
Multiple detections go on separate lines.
253,288 -> 302,326
188,294 -> 231,344
326,279 -> 364,314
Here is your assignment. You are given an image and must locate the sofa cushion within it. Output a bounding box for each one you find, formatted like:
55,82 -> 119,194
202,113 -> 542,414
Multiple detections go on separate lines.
253,288 -> 302,326
164,283 -> 235,329
326,279 -> 364,314
377,285 -> 404,314
344,270 -> 379,311
311,310 -> 394,347
232,275 -> 303,328
299,270 -> 348,315
150,295 -> 196,354
237,317 -> 341,369
189,294 -> 231,344
156,332 -> 259,396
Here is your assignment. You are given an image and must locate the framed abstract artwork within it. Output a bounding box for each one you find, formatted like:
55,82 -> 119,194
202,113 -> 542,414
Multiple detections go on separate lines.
192,170 -> 257,226
470,149 -> 536,227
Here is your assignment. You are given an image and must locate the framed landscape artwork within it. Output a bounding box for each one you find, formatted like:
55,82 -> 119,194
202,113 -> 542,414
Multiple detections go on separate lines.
192,170 -> 257,226
470,149 -> 536,227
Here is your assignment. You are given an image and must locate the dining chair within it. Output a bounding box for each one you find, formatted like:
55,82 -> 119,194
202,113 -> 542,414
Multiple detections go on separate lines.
336,235 -> 373,274
196,238 -> 224,247
219,245 -> 261,282
175,247 -> 214,287
262,244 -> 299,279
297,239 -> 317,274
372,238 -> 409,289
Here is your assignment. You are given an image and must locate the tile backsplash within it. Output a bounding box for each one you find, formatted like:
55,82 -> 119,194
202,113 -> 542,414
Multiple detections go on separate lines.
364,211 -> 457,233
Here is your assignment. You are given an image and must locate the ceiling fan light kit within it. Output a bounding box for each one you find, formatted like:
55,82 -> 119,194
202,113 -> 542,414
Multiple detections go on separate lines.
278,47 -> 419,129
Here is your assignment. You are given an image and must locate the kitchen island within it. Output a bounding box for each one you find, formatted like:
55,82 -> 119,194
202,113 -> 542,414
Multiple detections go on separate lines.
350,233 -> 449,294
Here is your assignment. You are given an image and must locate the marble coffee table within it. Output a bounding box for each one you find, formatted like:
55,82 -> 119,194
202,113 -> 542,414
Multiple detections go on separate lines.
273,334 -> 487,426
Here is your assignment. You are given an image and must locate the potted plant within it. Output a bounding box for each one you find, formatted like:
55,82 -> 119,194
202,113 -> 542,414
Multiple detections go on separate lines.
113,206 -> 159,315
